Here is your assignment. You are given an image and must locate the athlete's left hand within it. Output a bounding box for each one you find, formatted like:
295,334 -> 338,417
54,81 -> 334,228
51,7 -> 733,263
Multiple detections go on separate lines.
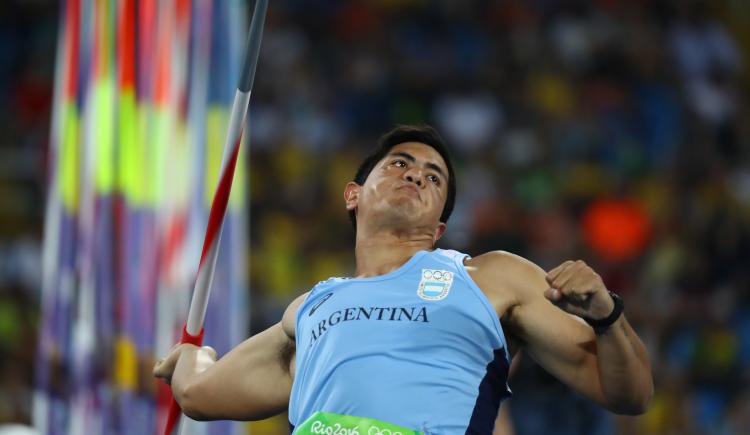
543,260 -> 614,320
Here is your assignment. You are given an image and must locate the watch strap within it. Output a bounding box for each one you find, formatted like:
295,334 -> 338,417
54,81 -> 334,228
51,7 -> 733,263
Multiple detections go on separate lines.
583,291 -> 624,331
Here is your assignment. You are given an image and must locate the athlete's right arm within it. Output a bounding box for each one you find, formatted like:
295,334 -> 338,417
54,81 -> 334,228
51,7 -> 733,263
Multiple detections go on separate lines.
153,292 -> 307,421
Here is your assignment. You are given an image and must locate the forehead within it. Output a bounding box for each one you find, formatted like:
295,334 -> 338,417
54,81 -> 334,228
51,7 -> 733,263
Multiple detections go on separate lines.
385,142 -> 448,172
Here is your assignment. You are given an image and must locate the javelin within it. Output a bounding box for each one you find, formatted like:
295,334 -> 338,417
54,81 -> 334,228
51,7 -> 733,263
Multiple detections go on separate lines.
162,0 -> 268,433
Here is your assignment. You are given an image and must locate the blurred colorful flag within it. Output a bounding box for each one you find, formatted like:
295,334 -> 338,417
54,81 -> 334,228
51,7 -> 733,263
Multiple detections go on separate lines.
36,1 -> 249,434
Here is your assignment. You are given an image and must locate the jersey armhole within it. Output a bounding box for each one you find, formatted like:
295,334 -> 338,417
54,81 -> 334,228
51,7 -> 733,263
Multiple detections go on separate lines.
453,254 -> 512,364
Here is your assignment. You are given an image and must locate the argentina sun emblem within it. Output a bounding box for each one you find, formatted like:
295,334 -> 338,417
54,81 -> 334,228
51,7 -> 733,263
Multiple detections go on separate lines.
417,269 -> 454,301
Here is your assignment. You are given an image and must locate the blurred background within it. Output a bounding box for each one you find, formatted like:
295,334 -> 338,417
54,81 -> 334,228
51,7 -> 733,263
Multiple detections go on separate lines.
1,0 -> 749,434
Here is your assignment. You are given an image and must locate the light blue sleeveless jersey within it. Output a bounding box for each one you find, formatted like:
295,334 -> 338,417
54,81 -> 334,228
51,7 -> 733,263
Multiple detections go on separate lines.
289,249 -> 512,434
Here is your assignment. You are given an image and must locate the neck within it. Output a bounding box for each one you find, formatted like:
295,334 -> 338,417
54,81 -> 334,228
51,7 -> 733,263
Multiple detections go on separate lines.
354,224 -> 437,278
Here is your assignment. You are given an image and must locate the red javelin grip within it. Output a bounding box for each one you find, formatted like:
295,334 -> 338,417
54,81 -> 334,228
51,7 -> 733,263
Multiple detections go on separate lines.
163,326 -> 204,435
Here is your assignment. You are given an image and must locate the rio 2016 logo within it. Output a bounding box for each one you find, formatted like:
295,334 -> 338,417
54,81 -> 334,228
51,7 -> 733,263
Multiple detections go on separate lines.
310,420 -> 359,435
308,421 -> 404,435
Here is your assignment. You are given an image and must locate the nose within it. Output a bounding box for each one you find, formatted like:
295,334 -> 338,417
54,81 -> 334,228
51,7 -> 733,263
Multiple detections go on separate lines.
404,169 -> 423,187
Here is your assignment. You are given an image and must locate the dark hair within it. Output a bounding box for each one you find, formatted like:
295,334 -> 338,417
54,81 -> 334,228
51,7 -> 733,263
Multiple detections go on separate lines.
348,124 -> 457,229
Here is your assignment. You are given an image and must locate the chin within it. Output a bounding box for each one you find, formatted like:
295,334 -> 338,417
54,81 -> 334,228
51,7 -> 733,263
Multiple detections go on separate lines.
376,201 -> 419,225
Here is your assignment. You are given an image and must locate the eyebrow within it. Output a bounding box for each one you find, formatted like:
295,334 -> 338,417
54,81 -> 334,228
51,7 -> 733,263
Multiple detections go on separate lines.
387,151 -> 448,180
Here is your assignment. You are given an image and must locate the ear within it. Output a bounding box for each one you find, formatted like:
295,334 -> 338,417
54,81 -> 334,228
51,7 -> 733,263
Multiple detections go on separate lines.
344,182 -> 360,211
434,222 -> 447,244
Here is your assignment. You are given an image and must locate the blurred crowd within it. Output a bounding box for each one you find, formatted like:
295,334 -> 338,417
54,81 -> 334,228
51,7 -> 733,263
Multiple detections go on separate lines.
0,1 -> 55,431
247,1 -> 750,433
2,0 -> 750,434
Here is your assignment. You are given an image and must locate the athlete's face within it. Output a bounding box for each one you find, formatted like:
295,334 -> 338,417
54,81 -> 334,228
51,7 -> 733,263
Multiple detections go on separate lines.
345,142 -> 449,236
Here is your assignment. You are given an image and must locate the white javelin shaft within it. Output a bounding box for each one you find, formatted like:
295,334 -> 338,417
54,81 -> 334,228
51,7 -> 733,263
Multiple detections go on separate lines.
184,0 -> 267,337
185,88 -> 250,336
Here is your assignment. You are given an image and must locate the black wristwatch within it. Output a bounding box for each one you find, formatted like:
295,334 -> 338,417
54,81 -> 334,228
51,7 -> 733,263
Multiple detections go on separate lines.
583,291 -> 624,333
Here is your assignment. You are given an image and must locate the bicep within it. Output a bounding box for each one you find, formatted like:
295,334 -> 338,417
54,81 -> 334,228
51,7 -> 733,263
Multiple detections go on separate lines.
189,322 -> 294,420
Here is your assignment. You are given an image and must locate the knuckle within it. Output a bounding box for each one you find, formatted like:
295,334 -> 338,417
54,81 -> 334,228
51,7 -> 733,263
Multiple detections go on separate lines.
201,345 -> 217,359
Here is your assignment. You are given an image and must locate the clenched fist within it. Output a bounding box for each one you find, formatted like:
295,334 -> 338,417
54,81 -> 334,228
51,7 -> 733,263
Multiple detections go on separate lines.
153,343 -> 217,385
543,260 -> 615,321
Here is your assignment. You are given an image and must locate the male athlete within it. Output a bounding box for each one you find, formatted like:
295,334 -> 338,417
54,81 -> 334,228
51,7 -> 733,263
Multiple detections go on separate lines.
154,125 -> 653,434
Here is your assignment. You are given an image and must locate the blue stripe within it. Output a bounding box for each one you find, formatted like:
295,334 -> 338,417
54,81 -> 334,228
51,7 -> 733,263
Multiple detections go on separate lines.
465,348 -> 512,434
289,422 -> 295,434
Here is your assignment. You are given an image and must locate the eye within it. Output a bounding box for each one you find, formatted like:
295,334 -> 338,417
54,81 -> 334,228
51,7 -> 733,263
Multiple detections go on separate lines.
392,159 -> 407,167
427,174 -> 440,184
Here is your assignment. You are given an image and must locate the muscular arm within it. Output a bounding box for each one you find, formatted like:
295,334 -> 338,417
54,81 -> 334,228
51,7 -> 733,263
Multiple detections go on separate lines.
468,251 -> 653,415
154,293 -> 307,421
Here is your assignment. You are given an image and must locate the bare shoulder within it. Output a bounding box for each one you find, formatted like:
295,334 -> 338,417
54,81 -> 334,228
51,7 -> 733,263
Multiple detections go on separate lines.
464,251 -> 547,355
281,292 -> 309,340
465,250 -> 548,306
465,250 -> 542,274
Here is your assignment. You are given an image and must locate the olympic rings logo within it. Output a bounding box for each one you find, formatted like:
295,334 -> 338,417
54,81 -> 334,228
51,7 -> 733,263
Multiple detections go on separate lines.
422,269 -> 451,282
367,427 -> 403,435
